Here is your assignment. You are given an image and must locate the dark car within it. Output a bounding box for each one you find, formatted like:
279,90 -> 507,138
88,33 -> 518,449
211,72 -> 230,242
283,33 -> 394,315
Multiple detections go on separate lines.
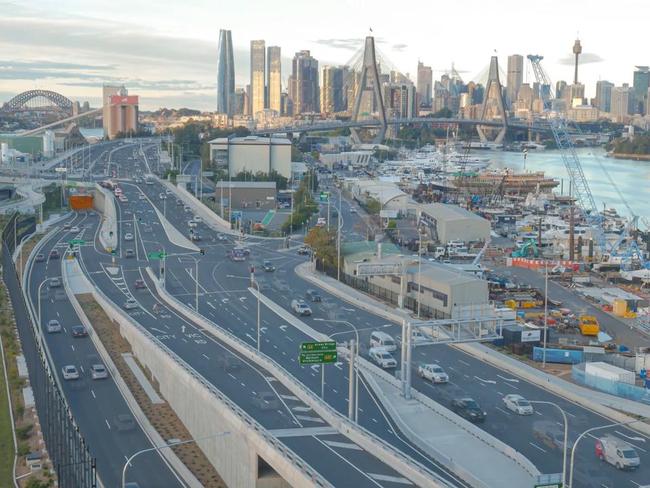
35,253 -> 45,263
70,325 -> 88,338
124,249 -> 135,258
305,289 -> 322,302
134,279 -> 146,290
451,398 -> 486,423
49,249 -> 60,259
263,260 -> 275,272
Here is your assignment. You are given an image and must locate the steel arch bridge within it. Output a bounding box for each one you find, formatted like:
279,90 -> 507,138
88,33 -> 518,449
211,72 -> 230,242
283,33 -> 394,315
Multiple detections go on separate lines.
2,89 -> 73,114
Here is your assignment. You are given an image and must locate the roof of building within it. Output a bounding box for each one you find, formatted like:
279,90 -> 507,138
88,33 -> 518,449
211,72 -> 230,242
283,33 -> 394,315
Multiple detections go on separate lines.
208,135 -> 291,145
214,181 -> 277,189
352,180 -> 408,206
342,241 -> 402,262
417,203 -> 488,223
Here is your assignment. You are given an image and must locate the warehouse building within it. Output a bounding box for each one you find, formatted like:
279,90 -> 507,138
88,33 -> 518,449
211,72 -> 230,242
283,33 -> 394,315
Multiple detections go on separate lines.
348,179 -> 409,212
342,241 -> 489,319
417,203 -> 490,244
208,136 -> 292,178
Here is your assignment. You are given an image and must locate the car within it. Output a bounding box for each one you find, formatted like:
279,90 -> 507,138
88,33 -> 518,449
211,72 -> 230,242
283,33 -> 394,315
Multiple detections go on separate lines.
159,193 -> 166,200
90,363 -> 108,380
263,260 -> 275,272
349,208 -> 357,214
134,279 -> 146,290
417,364 -> 449,383
176,199 -> 183,206
216,233 -> 228,241
124,233 -> 134,241
35,253 -> 45,263
533,421 -> 569,450
190,233 -> 201,241
63,222 -> 71,230
62,365 -> 79,380
305,289 -> 322,302
114,414 -> 136,432
297,246 -> 310,256
48,277 -> 62,288
451,398 -> 486,423
46,319 -> 62,333
183,205 -> 191,212
396,329 -> 429,347
70,226 -> 80,233
124,249 -> 135,258
49,249 -> 60,259
165,189 -> 172,195
138,193 -> 146,200
502,394 -> 534,415
119,196 -> 129,203
369,331 -> 397,352
291,299 -> 312,316
252,392 -> 281,411
369,347 -> 397,369
123,298 -> 138,310
71,325 -> 88,337
187,220 -> 197,228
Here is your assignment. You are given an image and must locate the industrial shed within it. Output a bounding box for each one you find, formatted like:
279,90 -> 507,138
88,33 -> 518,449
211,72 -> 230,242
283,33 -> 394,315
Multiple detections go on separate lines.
417,203 -> 490,244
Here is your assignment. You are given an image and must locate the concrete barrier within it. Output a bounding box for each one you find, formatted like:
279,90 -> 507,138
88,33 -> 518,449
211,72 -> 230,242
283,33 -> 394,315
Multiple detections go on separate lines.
158,179 -> 231,232
81,268 -> 332,488
149,269 -> 453,488
60,260 -> 200,488
93,184 -> 117,251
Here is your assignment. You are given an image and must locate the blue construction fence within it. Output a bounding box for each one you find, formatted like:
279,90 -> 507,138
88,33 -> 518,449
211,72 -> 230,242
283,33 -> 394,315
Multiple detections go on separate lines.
571,363 -> 650,405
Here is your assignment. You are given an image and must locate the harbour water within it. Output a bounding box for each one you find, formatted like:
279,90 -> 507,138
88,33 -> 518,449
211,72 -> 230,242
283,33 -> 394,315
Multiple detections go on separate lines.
482,147 -> 650,222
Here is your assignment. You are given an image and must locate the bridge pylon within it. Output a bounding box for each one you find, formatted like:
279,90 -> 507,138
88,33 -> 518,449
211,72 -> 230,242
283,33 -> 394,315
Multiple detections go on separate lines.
476,56 -> 508,145
350,36 -> 387,145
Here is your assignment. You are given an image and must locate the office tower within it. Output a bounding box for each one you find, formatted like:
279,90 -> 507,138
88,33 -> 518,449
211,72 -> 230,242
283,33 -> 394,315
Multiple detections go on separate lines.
556,80 -> 567,100
572,38 -> 582,84
216,29 -> 235,115
384,83 -> 416,118
506,54 -> 524,108
595,80 -> 614,112
267,46 -> 282,113
568,83 -> 585,107
250,40 -> 266,118
103,86 -> 138,139
611,84 -> 631,121
416,62 -> 432,107
632,66 -> 650,114
321,66 -> 346,113
347,70 -> 360,113
288,50 -> 319,114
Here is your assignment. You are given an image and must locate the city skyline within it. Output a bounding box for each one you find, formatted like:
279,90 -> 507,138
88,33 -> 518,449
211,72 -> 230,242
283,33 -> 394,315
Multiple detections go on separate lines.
2,0 -> 649,110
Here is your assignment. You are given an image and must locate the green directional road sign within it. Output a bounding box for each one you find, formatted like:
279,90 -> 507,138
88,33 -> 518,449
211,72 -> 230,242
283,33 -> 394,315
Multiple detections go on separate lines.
147,251 -> 167,260
299,351 -> 337,365
319,191 -> 330,202
69,239 -> 85,246
301,341 -> 336,353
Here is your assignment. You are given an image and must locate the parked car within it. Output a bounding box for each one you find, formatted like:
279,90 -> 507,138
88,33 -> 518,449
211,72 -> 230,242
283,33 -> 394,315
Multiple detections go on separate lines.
369,331 -> 397,352
71,325 -> 88,338
62,365 -> 79,380
417,363 -> 449,383
369,347 -> 397,369
123,298 -> 138,310
305,289 -> 322,302
124,249 -> 135,258
90,363 -> 108,380
133,279 -> 146,290
46,319 -> 62,333
48,277 -> 62,288
49,249 -> 60,259
451,398 -> 486,423
502,394 -> 534,415
263,260 -> 275,272
252,392 -> 281,411
291,299 -> 312,316
595,435 -> 640,470
35,253 -> 45,263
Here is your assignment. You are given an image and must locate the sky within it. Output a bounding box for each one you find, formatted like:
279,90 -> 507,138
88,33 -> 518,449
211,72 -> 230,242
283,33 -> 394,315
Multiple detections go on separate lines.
1,0 -> 648,111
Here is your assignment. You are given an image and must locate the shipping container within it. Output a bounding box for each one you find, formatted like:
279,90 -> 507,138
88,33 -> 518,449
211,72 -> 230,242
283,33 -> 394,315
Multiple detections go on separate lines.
585,362 -> 635,385
533,347 -> 583,364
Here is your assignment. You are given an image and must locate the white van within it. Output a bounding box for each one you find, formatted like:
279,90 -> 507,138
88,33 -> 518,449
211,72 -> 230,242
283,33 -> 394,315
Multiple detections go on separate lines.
595,435 -> 640,470
369,331 -> 397,352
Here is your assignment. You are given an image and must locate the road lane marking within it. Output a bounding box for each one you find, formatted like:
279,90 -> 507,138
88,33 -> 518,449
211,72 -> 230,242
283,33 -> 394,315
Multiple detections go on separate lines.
105,419 -> 111,430
528,442 -> 547,453
497,374 -> 520,383
367,473 -> 412,485
202,354 -> 210,360
91,390 -> 96,399
458,359 -> 471,366
323,440 -> 364,451
474,376 -> 496,384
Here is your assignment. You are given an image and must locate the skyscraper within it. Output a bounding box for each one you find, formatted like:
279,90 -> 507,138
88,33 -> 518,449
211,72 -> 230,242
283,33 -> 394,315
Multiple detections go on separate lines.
416,62 -> 432,107
632,66 -> 650,114
289,50 -> 319,114
595,80 -> 614,113
216,29 -> 235,115
250,40 -> 266,118
321,66 -> 346,113
267,46 -> 282,113
611,84 -> 631,121
506,55 -> 523,108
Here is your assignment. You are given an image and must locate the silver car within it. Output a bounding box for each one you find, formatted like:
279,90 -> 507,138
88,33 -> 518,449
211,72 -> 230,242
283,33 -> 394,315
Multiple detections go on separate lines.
46,319 -> 62,333
90,364 -> 108,380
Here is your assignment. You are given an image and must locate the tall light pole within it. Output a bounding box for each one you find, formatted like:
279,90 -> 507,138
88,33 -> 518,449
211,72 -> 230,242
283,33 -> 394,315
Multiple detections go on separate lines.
38,278 -> 54,326
530,400 -> 568,486
568,419 -> 644,488
543,259 -> 549,368
337,188 -> 342,282
122,432 -> 229,488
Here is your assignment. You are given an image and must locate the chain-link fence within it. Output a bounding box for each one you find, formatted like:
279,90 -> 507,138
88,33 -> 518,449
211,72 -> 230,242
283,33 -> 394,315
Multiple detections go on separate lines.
3,213 -> 96,487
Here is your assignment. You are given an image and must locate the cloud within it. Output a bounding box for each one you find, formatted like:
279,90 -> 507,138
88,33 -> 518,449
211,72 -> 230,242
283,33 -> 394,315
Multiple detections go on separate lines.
558,53 -> 604,65
313,38 -> 364,51
391,43 -> 408,52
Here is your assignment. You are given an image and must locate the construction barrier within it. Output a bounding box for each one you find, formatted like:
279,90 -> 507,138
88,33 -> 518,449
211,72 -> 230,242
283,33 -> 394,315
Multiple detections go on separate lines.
508,257 -> 580,272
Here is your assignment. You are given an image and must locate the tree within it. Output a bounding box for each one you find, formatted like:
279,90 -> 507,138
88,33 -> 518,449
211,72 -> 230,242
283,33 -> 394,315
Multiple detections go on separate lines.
304,227 -> 337,267
365,197 -> 381,215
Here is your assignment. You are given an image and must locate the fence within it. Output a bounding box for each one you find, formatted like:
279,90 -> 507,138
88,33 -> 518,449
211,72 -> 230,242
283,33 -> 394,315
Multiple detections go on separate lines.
2,213 -> 96,487
572,363 -> 650,405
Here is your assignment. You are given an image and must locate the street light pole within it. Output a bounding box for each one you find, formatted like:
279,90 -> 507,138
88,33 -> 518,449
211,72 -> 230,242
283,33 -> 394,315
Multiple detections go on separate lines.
543,259 -> 549,368
38,278 -> 52,326
194,258 -> 199,313
530,400 -> 568,486
337,188 -> 342,282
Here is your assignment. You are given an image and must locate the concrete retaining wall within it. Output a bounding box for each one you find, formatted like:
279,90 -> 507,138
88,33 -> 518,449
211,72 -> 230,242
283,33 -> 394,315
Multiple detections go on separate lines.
93,184 -> 117,251
159,178 -> 231,232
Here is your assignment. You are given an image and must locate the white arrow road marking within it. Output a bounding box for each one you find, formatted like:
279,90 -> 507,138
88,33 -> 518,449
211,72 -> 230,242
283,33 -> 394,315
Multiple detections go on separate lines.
295,415 -> 324,424
280,394 -> 299,401
260,327 -> 268,333
310,365 -> 320,372
497,374 -> 520,383
474,376 -> 497,384
222,298 -> 229,303
279,325 -> 288,331
291,406 -> 312,412
322,440 -> 363,451
367,474 -> 413,485
245,333 -> 256,342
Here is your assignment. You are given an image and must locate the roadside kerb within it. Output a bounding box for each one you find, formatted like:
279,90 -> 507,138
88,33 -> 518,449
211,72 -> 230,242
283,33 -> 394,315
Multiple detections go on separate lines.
297,262 -> 650,438
61,259 -> 201,488
146,268 -> 449,488
85,267 -> 333,488
95,184 -> 117,252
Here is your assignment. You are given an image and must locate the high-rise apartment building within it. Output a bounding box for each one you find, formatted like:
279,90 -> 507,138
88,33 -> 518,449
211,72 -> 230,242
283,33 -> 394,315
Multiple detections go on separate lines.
555,81 -> 567,100
595,80 -> 614,113
250,40 -> 266,118
611,84 -> 631,121
267,46 -> 282,113
632,66 -> 650,114
506,55 -> 523,108
216,29 -> 235,115
288,50 -> 319,114
102,86 -> 138,139
384,82 -> 416,118
321,66 -> 346,113
416,62 -> 432,108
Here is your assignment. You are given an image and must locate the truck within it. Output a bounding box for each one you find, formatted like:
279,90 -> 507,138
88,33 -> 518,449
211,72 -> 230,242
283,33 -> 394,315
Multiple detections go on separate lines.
595,435 -> 640,470
579,315 -> 600,336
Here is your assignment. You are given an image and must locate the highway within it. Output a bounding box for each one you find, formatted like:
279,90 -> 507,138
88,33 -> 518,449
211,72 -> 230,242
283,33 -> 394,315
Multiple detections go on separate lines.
24,211 -> 184,488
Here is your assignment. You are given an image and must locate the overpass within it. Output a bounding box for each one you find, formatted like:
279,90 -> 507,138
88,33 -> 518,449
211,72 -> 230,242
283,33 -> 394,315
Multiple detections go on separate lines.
19,108 -> 102,136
